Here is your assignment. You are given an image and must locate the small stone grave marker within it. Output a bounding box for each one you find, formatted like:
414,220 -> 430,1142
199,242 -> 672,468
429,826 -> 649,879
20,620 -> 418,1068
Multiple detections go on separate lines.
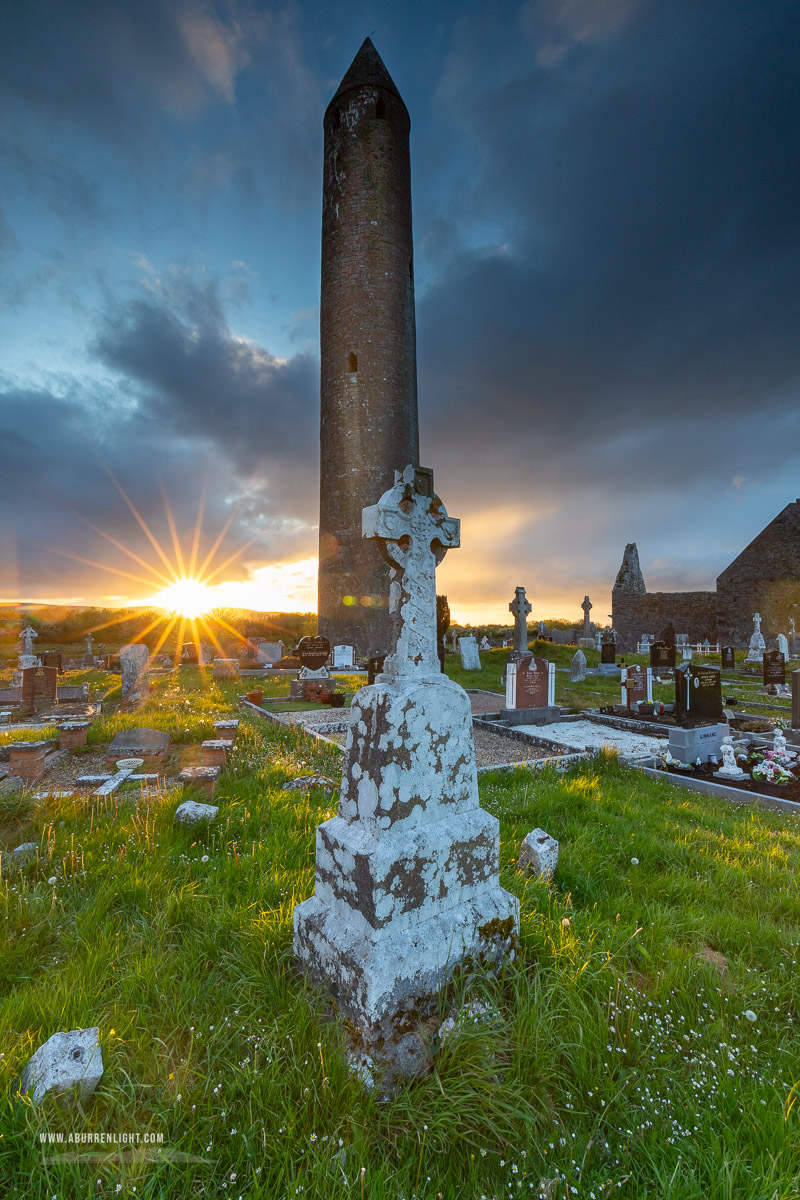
21,665 -> 57,706
367,654 -> 386,685
570,649 -> 586,682
458,635 -> 481,670
600,640 -> 616,665
120,644 -> 149,700
721,646 -> 736,670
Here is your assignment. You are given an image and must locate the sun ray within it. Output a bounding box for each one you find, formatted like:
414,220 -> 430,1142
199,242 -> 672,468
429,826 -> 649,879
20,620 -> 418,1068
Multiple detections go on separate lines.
130,611 -> 170,647
173,615 -> 188,668
207,612 -> 247,648
187,476 -> 208,583
66,507 -> 174,590
81,611 -> 160,638
202,536 -> 259,585
97,457 -> 181,584
42,545 -> 173,591
161,485 -> 187,580
197,616 -> 227,660
195,505 -> 240,581
151,613 -> 179,658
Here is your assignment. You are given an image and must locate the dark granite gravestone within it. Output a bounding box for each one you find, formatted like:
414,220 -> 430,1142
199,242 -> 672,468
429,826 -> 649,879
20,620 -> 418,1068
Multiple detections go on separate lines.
601,641 -> 616,665
297,636 -> 331,671
515,654 -> 551,707
660,624 -> 676,648
105,654 -> 121,671
21,666 -> 58,705
368,655 -> 386,685
674,663 -> 723,724
763,650 -> 786,686
107,728 -> 170,764
721,646 -> 736,670
42,651 -> 63,675
181,643 -> 200,665
650,641 -> 675,670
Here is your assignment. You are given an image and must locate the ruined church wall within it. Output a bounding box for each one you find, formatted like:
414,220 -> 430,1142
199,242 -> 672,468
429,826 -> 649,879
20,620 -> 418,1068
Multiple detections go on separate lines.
612,591 -> 717,652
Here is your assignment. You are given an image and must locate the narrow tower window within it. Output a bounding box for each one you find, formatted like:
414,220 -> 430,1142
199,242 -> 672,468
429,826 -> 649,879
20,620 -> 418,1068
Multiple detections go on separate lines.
375,96 -> 386,120
348,351 -> 358,373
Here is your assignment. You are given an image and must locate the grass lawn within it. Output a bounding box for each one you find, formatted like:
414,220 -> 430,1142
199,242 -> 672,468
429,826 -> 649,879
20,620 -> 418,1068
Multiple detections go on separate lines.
1,670 -> 799,1198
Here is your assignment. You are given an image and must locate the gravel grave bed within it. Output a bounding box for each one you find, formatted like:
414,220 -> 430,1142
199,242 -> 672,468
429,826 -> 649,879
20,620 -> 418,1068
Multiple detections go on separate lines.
514,718 -> 665,758
9,749 -> 178,797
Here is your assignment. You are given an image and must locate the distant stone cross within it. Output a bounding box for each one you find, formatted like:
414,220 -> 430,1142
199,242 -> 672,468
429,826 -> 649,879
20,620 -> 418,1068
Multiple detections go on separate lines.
509,587 -> 532,655
85,633 -> 94,652
753,612 -> 762,636
20,626 -> 38,656
581,595 -> 592,637
363,465 -> 459,675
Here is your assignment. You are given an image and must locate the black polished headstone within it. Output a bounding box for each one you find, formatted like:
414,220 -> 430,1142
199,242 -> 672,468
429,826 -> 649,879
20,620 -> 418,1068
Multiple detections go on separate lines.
297,635 -> 331,671
721,646 -> 736,670
763,650 -> 786,686
367,654 -> 386,685
601,641 -> 616,665
674,663 -> 723,724
659,624 -> 676,648
650,641 -> 675,670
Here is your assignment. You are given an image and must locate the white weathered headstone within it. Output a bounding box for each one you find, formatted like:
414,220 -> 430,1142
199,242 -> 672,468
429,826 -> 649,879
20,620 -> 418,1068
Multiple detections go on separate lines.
332,644 -> 356,669
518,828 -> 558,879
212,658 -> 238,679
777,633 -> 790,661
570,649 -> 587,682
21,1028 -> 103,1103
458,635 -> 481,671
120,643 -> 149,700
480,636 -> 491,651
293,466 -> 518,1084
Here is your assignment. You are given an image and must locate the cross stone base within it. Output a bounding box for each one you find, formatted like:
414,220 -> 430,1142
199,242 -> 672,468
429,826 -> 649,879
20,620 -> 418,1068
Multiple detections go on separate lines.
293,672 -> 518,1086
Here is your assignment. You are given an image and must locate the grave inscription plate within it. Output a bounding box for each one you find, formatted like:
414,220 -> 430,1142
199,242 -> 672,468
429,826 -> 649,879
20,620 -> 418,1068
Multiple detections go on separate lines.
515,654 -> 551,708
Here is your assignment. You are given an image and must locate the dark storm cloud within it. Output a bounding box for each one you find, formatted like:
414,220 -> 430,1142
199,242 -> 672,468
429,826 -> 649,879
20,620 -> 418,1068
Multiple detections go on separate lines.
0,273 -> 319,598
418,0 -> 800,499
0,0 -> 323,214
92,272 -> 317,475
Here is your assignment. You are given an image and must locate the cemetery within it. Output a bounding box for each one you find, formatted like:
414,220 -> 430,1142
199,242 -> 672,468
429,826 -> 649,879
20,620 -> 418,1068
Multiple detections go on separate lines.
3,13 -> 800,1200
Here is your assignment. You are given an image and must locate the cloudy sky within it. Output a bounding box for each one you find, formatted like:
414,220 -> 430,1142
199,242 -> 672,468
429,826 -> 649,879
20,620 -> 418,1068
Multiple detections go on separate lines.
2,0 -> 799,623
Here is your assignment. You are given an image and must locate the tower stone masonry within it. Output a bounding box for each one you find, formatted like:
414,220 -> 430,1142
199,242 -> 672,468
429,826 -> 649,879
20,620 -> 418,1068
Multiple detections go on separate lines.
317,38 -> 420,657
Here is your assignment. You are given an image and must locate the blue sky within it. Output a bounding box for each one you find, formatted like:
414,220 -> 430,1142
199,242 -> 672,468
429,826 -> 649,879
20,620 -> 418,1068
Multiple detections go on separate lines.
2,0 -> 799,622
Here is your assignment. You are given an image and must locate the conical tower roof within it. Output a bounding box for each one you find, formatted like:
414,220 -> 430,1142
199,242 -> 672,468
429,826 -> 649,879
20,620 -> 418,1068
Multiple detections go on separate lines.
613,543 -> 646,593
327,37 -> 406,113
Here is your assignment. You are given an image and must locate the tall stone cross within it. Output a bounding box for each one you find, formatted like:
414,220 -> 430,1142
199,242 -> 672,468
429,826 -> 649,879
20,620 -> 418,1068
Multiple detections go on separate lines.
362,465 -> 459,676
581,595 -> 592,637
85,633 -> 94,652
509,587 -> 532,655
20,626 -> 38,656
753,612 -> 762,636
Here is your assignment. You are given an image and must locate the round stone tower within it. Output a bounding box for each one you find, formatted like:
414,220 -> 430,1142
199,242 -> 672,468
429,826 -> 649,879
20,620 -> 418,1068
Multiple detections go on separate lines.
318,38 -> 420,657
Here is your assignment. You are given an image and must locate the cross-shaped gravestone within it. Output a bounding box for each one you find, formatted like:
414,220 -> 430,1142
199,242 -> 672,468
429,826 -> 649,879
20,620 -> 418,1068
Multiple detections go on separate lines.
753,613 -> 762,636
509,587 -> 532,656
362,465 -> 460,675
77,764 -> 160,797
85,633 -> 94,651
20,626 -> 38,656
295,464 -> 518,1086
581,595 -> 592,637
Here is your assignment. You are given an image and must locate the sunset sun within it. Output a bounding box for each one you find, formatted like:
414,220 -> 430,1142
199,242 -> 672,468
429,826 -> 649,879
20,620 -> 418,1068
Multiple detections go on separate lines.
154,577 -> 215,619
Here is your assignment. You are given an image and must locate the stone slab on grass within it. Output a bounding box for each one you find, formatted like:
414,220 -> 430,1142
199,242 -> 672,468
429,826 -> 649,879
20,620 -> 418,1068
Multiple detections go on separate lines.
519,828 -> 559,878
174,799 -> 218,826
21,1027 -> 103,1104
107,728 -> 169,766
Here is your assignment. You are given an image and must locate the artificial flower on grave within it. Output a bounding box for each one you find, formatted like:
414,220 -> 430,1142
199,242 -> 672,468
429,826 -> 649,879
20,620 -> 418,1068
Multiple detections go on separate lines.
751,757 -> 794,785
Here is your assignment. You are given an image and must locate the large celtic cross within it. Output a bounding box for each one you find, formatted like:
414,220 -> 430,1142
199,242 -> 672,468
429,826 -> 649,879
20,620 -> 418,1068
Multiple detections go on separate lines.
363,465 -> 460,675
509,587 -> 531,655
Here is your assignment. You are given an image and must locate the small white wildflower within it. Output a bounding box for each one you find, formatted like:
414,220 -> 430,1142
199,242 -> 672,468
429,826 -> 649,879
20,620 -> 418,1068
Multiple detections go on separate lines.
201,855 -> 209,863
630,857 -> 639,865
